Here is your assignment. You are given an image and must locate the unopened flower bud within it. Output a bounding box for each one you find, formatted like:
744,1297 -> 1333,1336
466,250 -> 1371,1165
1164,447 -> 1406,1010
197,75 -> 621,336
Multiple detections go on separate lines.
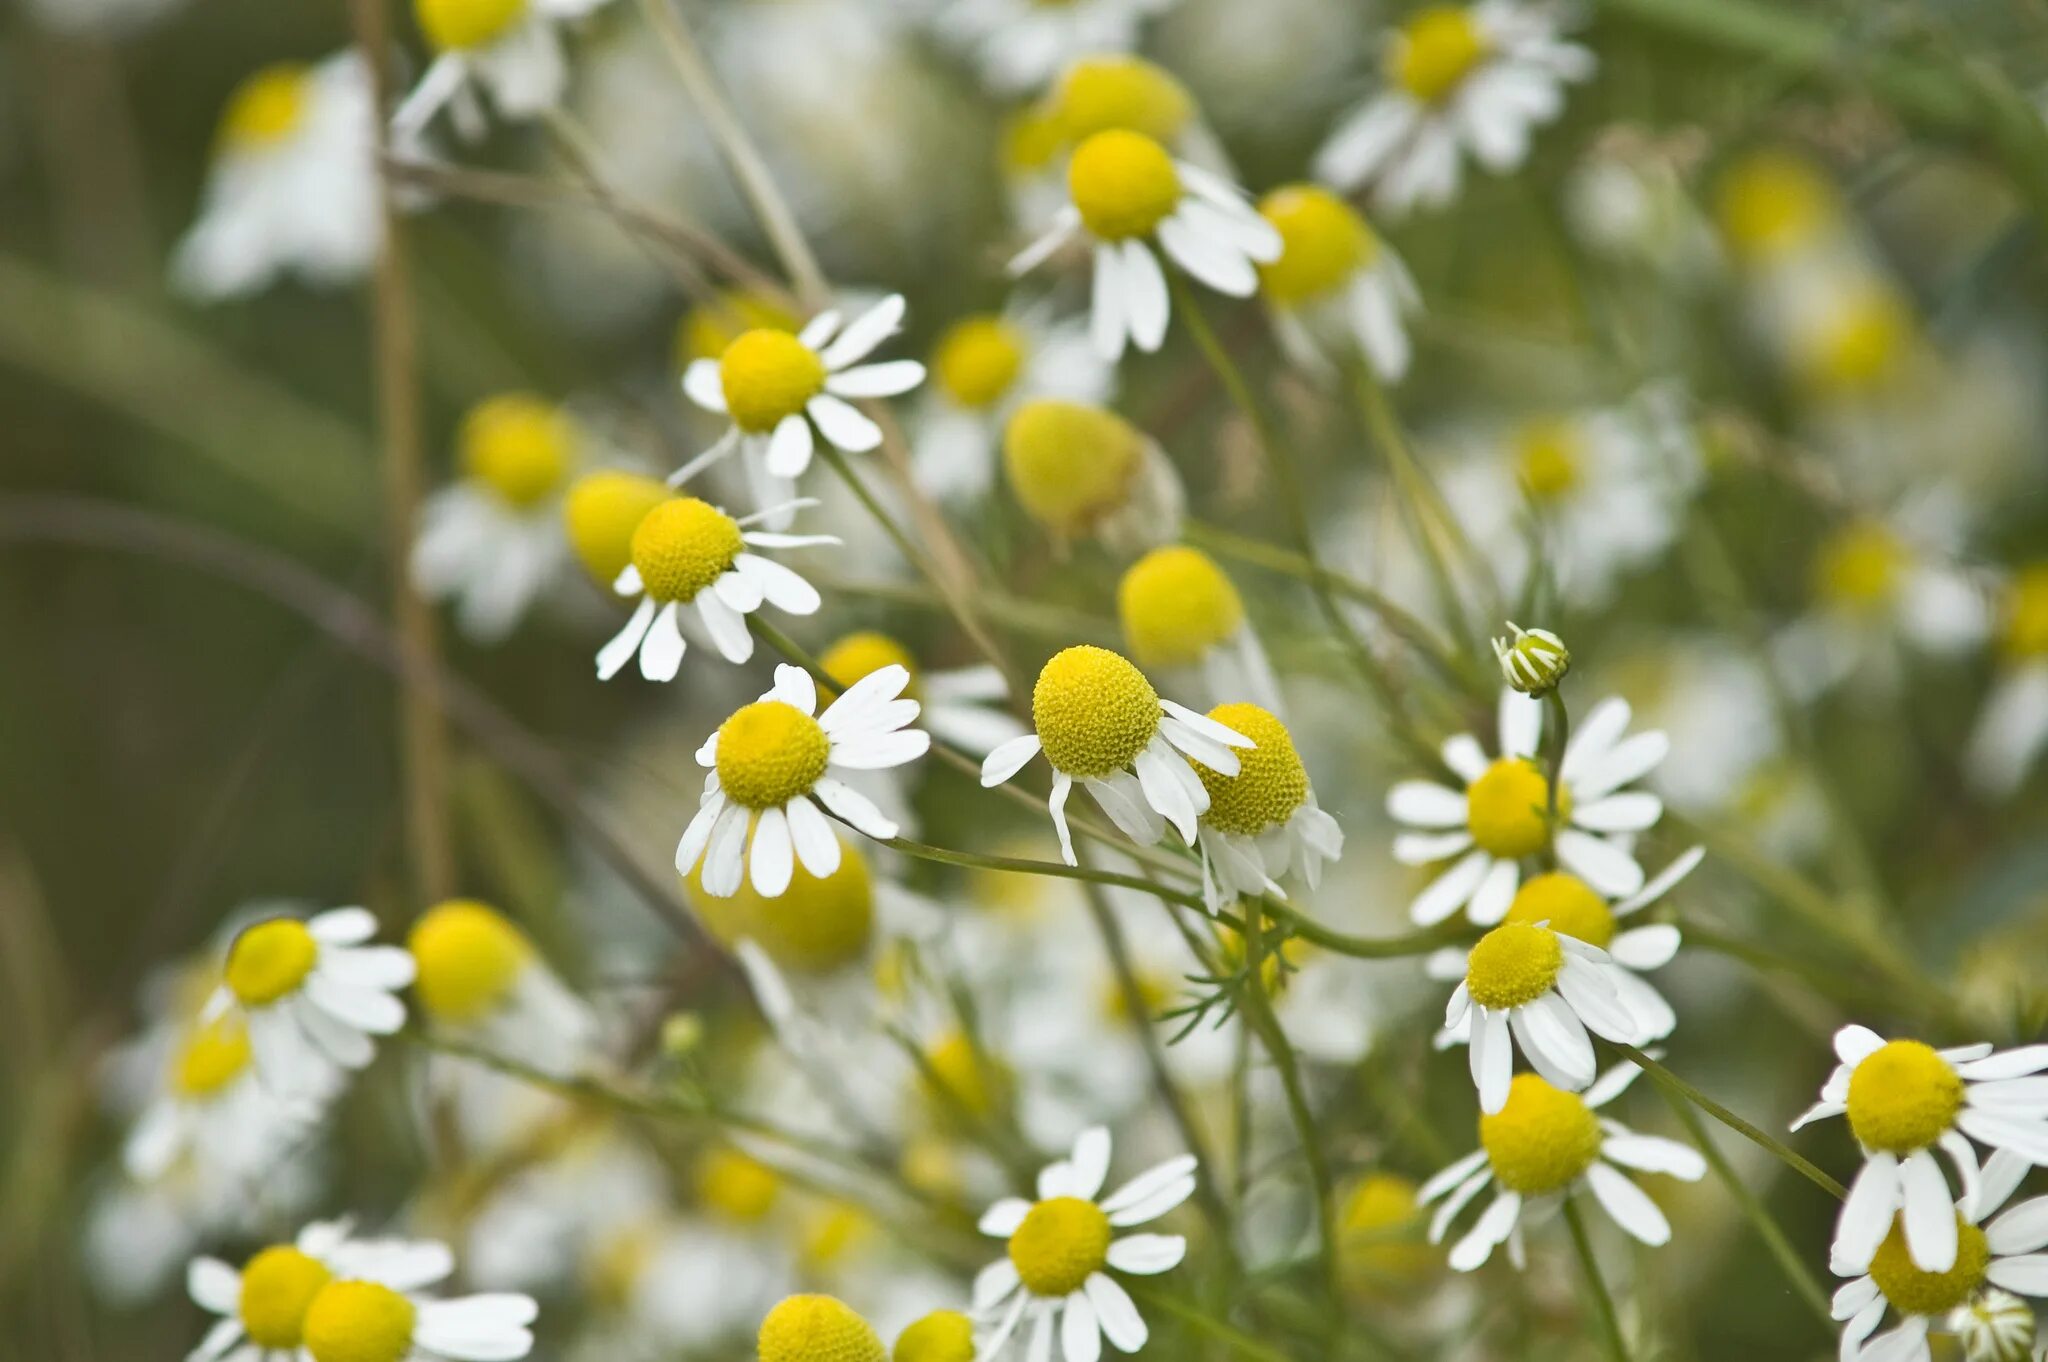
1493,622 -> 1570,694
660,1011 -> 704,1059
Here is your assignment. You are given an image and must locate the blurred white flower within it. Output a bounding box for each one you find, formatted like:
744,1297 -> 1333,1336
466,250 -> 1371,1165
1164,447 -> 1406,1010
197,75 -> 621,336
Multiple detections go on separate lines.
1255,184 -> 1420,382
937,0 -> 1176,94
394,0 -> 616,140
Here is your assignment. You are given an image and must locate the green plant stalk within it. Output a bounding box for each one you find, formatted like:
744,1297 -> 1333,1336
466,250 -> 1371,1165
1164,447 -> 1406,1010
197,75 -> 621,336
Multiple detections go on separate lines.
1616,1044 -> 1845,1199
1562,1194 -> 1633,1362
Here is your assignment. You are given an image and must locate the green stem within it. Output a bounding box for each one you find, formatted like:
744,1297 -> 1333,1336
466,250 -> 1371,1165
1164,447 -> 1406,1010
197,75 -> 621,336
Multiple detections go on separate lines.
1259,895 -> 1473,959
1126,1284 -> 1302,1362
1615,1044 -> 1845,1199
1542,688 -> 1570,868
1562,1195 -> 1632,1362
884,835 -> 1208,911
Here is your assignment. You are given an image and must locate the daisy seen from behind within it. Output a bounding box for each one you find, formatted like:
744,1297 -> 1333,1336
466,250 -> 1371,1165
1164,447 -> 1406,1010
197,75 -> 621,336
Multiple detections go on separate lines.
980,645 -> 1254,865
1003,400 -> 1185,554
1187,703 -> 1344,914
678,664 -> 930,898
1793,1024 -> 2048,1274
407,899 -> 598,1079
1255,184 -> 1420,382
973,1126 -> 1195,1361
914,310 -> 1112,504
1116,545 -> 1281,715
394,0 -> 613,141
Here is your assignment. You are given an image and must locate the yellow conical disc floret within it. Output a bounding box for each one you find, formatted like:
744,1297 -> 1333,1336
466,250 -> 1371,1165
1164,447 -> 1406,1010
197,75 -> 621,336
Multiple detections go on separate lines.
1512,418 -> 1582,503
821,632 -> 921,700
1337,1174 -> 1436,1292
1009,1197 -> 1113,1297
759,1295 -> 888,1362
1478,1073 -> 1601,1195
716,702 -> 832,810
238,1246 -> 334,1349
1502,872 -> 1614,948
689,836 -> 874,973
407,900 -> 533,1023
932,316 -> 1028,410
1869,1214 -> 1990,1315
1812,521 -> 1904,614
1068,131 -> 1182,241
1846,1040 -> 1964,1154
720,329 -> 826,434
1032,645 -> 1160,778
1257,186 -> 1375,307
1196,703 -> 1307,837
1003,399 -> 1146,536
301,1280 -> 418,1362
226,919 -> 320,1006
678,289 -> 800,368
564,471 -> 671,588
1391,7 -> 1490,103
415,0 -> 527,52
219,66 -> 311,153
1117,546 -> 1244,668
174,1017 -> 254,1097
630,497 -> 745,604
1051,55 -> 1195,147
696,1146 -> 781,1223
459,394 -> 575,509
1464,923 -> 1564,1010
893,1310 -> 976,1362
1713,150 -> 1839,264
1464,757 -> 1562,858
2003,564 -> 2048,660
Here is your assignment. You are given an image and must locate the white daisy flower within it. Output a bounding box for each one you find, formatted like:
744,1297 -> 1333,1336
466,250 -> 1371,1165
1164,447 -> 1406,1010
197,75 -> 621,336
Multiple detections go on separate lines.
202,908 -> 415,1096
1388,690 -> 1669,927
1968,563 -> 2048,796
1832,1151 -> 2048,1362
1312,0 -> 1594,217
408,899 -> 599,1075
122,1008 -> 333,1189
1002,400 -> 1185,554
1255,184 -> 1420,382
596,496 -> 835,682
412,394 -> 581,643
173,54 -> 380,300
394,0 -> 615,141
1007,129 -> 1282,361
1187,703 -> 1344,915
677,664 -> 931,899
936,0 -> 1175,94
1116,546 -> 1282,716
678,294 -> 928,519
913,310 -> 1112,504
819,631 -> 1027,758
1793,1024 -> 2048,1275
980,645 -> 1255,866
973,1126 -> 1196,1362
1419,1064 -> 1705,1270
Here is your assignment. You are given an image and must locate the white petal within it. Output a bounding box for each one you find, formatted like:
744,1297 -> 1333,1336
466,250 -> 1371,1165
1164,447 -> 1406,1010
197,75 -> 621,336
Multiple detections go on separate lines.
683,357 -> 726,412
1100,1155 -> 1199,1214
1837,1025 -> 1889,1067
1600,1133 -> 1705,1181
1409,849 -> 1492,925
1554,829 -> 1645,896
820,294 -> 905,369
1061,1291 -> 1101,1362
1587,1163 -> 1670,1245
695,590 -> 755,664
1834,1154 -> 1902,1272
982,734 -> 1043,786
1472,1008 -> 1512,1113
812,777 -> 899,841
1387,780 -> 1469,828
1157,210 -> 1257,296
1090,242 -> 1129,362
1082,1274 -> 1146,1353
826,359 -> 925,398
1572,792 -> 1663,833
808,394 -> 884,452
638,601 -> 686,681
1466,857 -> 1520,926
1068,1127 -> 1113,1200
767,663 -> 818,714
980,1198 -> 1032,1237
1613,845 -> 1705,916
974,1258 -> 1022,1312
596,597 -> 657,679
784,796 -> 840,879
1105,1235 -> 1185,1274
1448,1191 -> 1520,1271
749,807 -> 795,897
766,413 -> 815,479
187,1258 -> 240,1313
1609,924 -> 1681,971
1119,241 -> 1169,352
1987,1254 -> 2048,1295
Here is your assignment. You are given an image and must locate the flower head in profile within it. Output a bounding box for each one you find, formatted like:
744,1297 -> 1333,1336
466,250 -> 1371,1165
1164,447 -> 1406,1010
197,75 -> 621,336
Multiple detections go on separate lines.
561,469 -> 672,590
980,645 -> 1254,865
1188,703 -> 1343,914
895,1309 -> 980,1362
1255,184 -> 1420,382
973,1126 -> 1194,1361
1117,547 -> 1279,714
1793,1025 -> 2048,1276
1419,1065 -> 1704,1270
393,0 -> 615,140
678,664 -> 929,898
1002,400 -> 1184,553
914,310 -> 1112,505
407,900 -> 596,1075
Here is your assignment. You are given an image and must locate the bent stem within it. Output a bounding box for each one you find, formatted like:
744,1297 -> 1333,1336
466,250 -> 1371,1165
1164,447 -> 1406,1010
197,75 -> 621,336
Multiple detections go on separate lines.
1616,1044 -> 1845,1199
1562,1195 -> 1633,1362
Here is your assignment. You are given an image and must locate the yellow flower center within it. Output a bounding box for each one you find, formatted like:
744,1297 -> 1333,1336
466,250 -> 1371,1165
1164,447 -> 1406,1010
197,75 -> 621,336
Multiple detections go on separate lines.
1391,7 -> 1491,103
238,1246 -> 334,1349
1513,419 -> 1583,503
173,1017 -> 254,1097
1870,1215 -> 1990,1316
1068,130 -> 1182,241
407,900 -> 532,1023
696,1147 -> 782,1223
628,497 -> 744,604
932,316 -> 1028,410
458,394 -> 574,509
1503,872 -> 1614,948
677,290 -> 800,367
1846,1039 -> 1964,1154
688,837 -> 874,973
414,0 -> 527,52
1002,399 -> 1147,535
921,1030 -> 1012,1122
225,919 -> 320,1006
759,1295 -> 887,1362
585,1225 -> 657,1311
1337,1174 -> 1436,1291
720,328 -> 827,434
219,66 -> 311,153
1001,105 -> 1066,178
1009,1196 -> 1113,1297
301,1281 -> 417,1362
2003,565 -> 2048,660
715,702 -> 832,810
820,631 -> 921,700
1813,521 -> 1904,612
1713,151 -> 1838,265
1117,546 -> 1244,668
1050,55 -> 1195,147
1465,922 -> 1565,1010
800,1202 -> 876,1273
1195,703 -> 1307,837
1257,185 -> 1375,306
1480,1073 -> 1603,1194
563,470 -> 670,588
1802,283 -> 1911,396
893,1310 -> 977,1362
1465,758 -> 1562,859
1032,645 -> 1161,778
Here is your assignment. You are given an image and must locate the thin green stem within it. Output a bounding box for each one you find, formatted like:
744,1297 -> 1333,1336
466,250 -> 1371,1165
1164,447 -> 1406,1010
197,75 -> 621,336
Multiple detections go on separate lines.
1259,895 -> 1473,959
1542,688 -> 1569,868
1125,1284 -> 1301,1362
884,835 -> 1207,911
1616,1044 -> 1845,1199
1562,1195 -> 1632,1362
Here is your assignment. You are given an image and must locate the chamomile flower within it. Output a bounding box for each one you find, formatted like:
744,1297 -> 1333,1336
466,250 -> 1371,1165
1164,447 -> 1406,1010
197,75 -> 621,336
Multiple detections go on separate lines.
1188,703 -> 1344,913
972,1127 -> 1195,1362
1312,1 -> 1594,217
980,645 -> 1255,865
1832,1153 -> 2048,1362
596,496 -> 835,681
894,1309 -> 980,1362
299,1263 -> 537,1362
1116,546 -> 1280,714
173,55 -> 379,300
1712,147 -> 1848,275
679,295 -> 927,518
394,0 -> 614,141
1793,1024 -> 2048,1274
1002,400 -> 1184,552
1045,54 -> 1218,164
759,1295 -> 890,1362
1968,564 -> 2048,795
678,664 -> 930,898
822,631 -> 1027,758
1007,129 -> 1281,361
409,900 -> 597,1076
203,908 -> 415,1095
123,1009 -> 331,1188
937,0 -> 1175,94
562,470 -> 673,590
913,311 -> 1112,504
1255,184 -> 1420,382
413,394 -> 581,642
1419,1065 -> 1705,1269
1388,690 -> 1668,927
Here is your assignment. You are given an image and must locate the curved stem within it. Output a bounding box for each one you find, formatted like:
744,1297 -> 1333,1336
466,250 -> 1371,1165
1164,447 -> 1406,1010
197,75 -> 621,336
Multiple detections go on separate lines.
1259,895 -> 1474,959
1616,1043 -> 1845,1200
882,835 -> 1208,911
1562,1195 -> 1633,1362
